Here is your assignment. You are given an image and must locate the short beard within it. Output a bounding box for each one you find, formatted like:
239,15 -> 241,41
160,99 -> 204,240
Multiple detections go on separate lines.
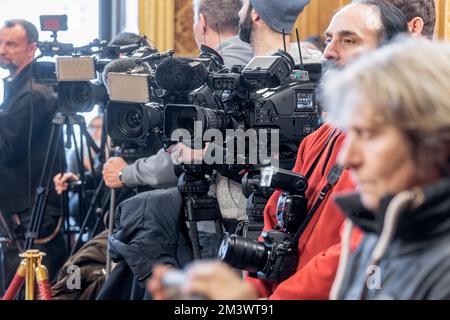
322,59 -> 343,74
239,6 -> 253,44
0,62 -> 18,74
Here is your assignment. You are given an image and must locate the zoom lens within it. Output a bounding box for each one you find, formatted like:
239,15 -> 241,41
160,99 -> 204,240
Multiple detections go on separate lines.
58,81 -> 107,113
217,233 -> 268,273
119,106 -> 143,138
164,104 -> 227,140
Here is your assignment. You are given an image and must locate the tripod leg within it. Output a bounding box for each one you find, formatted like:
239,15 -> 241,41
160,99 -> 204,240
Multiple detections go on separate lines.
69,180 -> 107,257
79,123 -> 99,187
105,189 -> 116,278
88,190 -> 111,240
25,120 -> 63,250
184,198 -> 202,260
70,125 -> 87,226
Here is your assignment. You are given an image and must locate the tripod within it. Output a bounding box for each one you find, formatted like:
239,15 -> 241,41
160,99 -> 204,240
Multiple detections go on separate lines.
25,112 -> 100,252
177,165 -> 223,260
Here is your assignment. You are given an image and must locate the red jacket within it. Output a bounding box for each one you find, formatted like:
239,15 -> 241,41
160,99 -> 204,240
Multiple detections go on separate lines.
246,124 -> 363,299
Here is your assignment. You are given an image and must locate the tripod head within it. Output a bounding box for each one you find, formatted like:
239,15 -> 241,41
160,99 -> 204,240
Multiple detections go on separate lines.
175,164 -> 214,196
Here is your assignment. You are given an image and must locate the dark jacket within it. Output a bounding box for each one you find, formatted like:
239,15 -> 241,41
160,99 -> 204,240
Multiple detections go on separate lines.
97,188 -> 221,299
334,177 -> 450,300
96,188 -> 192,300
0,63 -> 60,213
52,230 -> 107,300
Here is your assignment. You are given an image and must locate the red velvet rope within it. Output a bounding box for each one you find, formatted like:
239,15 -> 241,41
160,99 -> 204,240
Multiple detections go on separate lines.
1,274 -> 25,300
37,279 -> 52,300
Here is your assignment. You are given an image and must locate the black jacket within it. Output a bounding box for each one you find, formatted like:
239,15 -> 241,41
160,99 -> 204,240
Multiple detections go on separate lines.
0,64 -> 60,213
97,187 -> 221,299
335,177 -> 450,300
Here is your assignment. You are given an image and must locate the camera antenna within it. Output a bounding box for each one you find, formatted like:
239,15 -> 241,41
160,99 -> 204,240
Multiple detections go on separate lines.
296,29 -> 304,70
282,29 -> 287,52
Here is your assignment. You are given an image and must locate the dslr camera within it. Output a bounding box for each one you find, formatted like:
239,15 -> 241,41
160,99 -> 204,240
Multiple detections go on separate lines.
218,166 -> 308,282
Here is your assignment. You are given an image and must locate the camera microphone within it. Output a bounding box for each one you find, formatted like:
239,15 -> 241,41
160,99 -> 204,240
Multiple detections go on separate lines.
155,57 -> 209,92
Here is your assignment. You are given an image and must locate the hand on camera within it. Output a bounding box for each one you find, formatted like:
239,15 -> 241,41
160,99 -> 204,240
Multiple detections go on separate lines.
103,157 -> 127,189
171,142 -> 210,165
53,172 -> 79,195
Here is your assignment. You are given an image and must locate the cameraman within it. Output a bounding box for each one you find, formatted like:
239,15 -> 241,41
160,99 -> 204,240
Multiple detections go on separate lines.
388,0 -> 435,39
0,19 -> 66,291
149,0 -> 410,300
193,0 -> 253,67
239,0 -> 322,63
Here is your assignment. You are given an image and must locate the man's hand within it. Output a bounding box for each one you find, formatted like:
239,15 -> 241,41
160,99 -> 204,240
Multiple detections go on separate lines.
147,264 -> 175,300
147,262 -> 258,300
53,173 -> 79,195
171,143 -> 210,165
102,157 -> 128,189
182,261 -> 258,300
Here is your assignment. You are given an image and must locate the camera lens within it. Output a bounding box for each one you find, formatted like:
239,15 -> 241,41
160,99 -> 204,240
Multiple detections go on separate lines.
145,104 -> 164,130
59,82 -> 92,113
176,112 -> 197,134
217,233 -> 268,273
201,108 -> 226,132
118,106 -> 143,138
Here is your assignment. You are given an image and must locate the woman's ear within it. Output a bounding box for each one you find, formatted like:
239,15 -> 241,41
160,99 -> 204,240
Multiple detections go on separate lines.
407,17 -> 425,37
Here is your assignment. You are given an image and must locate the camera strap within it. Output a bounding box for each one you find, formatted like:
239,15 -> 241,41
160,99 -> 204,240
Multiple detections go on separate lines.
304,128 -> 340,181
291,164 -> 344,246
290,128 -> 344,247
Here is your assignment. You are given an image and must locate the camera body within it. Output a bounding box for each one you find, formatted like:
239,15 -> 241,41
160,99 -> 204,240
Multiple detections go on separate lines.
36,16 -> 115,114
218,167 -> 308,282
164,50 -> 322,169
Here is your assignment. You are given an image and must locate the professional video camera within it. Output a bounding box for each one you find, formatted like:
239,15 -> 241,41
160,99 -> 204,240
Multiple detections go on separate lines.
32,15 -> 114,114
105,44 -> 223,147
36,16 -> 161,114
104,49 -> 176,148
164,46 -> 322,169
218,166 -> 308,282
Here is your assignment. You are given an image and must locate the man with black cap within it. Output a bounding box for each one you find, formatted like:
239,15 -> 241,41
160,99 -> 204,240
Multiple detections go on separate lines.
239,0 -> 322,64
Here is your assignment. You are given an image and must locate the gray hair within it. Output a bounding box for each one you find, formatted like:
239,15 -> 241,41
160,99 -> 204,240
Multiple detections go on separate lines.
322,37 -> 450,176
